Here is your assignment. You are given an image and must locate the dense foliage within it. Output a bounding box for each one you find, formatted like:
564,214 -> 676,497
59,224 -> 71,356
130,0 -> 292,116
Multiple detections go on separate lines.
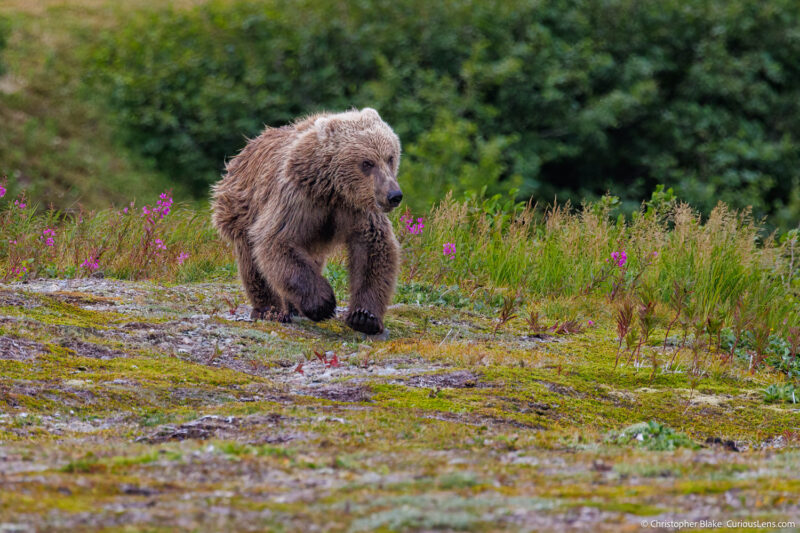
89,0 -> 800,227
0,16 -> 9,76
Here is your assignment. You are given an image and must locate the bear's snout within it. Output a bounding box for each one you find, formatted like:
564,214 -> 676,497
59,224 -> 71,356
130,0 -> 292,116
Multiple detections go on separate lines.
387,190 -> 403,208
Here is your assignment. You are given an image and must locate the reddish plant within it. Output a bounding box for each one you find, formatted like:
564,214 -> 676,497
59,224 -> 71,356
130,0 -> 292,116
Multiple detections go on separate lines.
627,298 -> 656,369
614,299 -> 635,369
524,309 -> 548,336
663,281 -> 691,353
326,353 -> 340,368
312,350 -> 341,368
551,319 -> 584,335
749,320 -> 772,374
492,295 -> 517,337
788,326 -> 800,360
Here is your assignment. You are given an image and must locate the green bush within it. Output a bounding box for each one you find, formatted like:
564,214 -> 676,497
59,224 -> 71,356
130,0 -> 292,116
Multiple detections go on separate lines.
762,383 -> 797,404
0,16 -> 9,76
88,0 -> 800,227
607,421 -> 699,451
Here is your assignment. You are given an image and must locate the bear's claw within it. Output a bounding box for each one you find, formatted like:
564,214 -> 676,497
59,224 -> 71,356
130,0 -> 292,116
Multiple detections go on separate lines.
346,308 -> 383,335
250,306 -> 270,320
251,306 -> 293,323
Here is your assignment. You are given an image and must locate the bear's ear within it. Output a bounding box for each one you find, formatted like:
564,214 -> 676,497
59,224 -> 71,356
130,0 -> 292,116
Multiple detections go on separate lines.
314,116 -> 339,141
361,107 -> 380,120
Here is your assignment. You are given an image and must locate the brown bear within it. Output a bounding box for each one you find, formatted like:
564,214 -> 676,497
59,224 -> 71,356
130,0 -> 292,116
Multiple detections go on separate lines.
211,108 -> 402,335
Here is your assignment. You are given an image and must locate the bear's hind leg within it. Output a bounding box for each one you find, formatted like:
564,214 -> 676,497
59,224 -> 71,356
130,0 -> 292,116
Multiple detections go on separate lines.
234,237 -> 286,321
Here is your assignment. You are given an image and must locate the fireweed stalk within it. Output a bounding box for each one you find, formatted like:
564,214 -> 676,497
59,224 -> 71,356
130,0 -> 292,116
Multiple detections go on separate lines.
41,228 -> 56,247
128,191 -> 174,278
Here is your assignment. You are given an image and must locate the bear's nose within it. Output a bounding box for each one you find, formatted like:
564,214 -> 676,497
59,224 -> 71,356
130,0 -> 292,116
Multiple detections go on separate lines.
387,190 -> 403,207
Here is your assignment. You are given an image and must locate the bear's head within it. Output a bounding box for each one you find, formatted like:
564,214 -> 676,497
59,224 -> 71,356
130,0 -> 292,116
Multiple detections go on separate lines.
313,108 -> 402,213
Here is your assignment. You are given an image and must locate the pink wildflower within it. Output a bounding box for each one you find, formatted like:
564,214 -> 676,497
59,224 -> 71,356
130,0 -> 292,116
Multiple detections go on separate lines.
123,207 -> 129,214
399,213 -> 424,235
610,250 -> 627,267
13,200 -> 26,209
10,266 -> 27,278
588,320 -> 594,326
142,206 -> 151,216
177,252 -> 190,265
41,228 -> 56,247
81,257 -> 100,271
406,218 -> 424,235
154,192 -> 173,219
0,185 -> 5,198
153,238 -> 167,251
443,242 -> 456,259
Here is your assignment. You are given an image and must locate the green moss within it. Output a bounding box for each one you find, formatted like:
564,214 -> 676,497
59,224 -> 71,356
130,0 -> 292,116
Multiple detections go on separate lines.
110,450 -> 182,468
62,453 -> 104,474
1,294 -> 128,329
575,501 -> 664,516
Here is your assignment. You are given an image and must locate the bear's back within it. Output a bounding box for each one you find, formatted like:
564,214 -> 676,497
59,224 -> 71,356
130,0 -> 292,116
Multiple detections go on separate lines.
211,121 -> 309,240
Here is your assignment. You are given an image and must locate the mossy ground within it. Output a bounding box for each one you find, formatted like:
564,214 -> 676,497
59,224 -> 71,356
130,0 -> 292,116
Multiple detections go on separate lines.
1,279 -> 799,532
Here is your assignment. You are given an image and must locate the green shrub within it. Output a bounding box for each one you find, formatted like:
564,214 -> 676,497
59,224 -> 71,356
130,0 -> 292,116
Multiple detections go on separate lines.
607,421 -> 699,451
0,16 -> 9,76
87,0 -> 800,227
762,383 -> 797,404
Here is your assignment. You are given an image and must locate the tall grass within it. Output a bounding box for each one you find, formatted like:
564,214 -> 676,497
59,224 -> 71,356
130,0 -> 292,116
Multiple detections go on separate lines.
403,194 -> 795,326
0,191 -> 232,283
1,188 -> 797,334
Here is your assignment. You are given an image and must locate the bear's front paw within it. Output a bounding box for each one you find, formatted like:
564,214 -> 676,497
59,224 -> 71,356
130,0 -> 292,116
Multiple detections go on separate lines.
346,308 -> 383,335
300,286 -> 337,322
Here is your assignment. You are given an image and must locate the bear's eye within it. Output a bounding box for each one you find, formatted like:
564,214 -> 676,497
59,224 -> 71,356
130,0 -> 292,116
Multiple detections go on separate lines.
388,156 -> 394,165
361,160 -> 374,171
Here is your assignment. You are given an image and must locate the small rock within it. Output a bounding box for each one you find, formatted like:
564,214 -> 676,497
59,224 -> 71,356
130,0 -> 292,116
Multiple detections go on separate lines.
120,484 -> 159,496
364,328 -> 390,341
705,436 -> 740,452
592,460 -> 613,472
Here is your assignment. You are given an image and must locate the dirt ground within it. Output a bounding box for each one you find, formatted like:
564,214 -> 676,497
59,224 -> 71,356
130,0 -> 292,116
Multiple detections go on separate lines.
1,279 -> 799,532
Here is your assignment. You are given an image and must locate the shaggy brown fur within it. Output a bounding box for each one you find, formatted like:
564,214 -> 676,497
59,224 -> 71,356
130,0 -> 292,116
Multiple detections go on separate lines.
211,108 -> 402,335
